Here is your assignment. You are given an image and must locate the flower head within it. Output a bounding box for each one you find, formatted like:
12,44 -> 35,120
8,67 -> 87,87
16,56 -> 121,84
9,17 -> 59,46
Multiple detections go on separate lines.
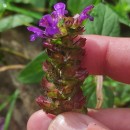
27,3 -> 94,41
28,2 -> 94,115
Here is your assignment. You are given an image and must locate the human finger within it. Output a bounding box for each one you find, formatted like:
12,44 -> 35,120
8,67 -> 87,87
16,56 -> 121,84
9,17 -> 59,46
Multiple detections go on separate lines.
49,112 -> 110,130
88,108 -> 130,130
27,110 -> 110,130
27,110 -> 53,130
81,35 -> 130,84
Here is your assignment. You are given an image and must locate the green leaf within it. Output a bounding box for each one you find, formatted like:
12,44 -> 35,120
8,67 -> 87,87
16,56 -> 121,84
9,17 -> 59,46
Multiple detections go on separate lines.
10,0 -> 46,7
118,15 -> 130,27
6,4 -> 42,19
0,0 -> 5,11
32,0 -> 46,8
84,3 -> 120,36
102,86 -> 114,108
82,76 -> 96,108
67,0 -> 101,15
108,2 -> 130,26
104,77 -> 130,107
49,0 -> 58,8
18,51 -> 48,84
0,14 -> 34,32
87,86 -> 114,108
11,0 -> 34,4
82,76 -> 114,108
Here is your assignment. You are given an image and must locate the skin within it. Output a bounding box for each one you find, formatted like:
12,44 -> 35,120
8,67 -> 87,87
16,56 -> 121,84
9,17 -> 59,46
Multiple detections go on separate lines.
27,35 -> 130,130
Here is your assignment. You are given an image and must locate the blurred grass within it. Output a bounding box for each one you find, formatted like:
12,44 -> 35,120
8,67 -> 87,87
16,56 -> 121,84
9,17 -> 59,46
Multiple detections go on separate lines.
0,90 -> 19,130
4,90 -> 19,130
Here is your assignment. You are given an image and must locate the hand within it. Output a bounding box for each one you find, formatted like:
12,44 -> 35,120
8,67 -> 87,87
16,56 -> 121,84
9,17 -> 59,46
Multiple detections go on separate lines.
27,35 -> 130,130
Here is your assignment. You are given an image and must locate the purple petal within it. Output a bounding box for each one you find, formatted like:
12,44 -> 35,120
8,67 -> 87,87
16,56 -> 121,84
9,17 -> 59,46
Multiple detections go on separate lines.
82,5 -> 94,14
57,9 -> 68,17
79,14 -> 94,21
64,10 -> 68,14
79,13 -> 87,21
30,34 -> 37,41
27,26 -> 46,41
53,2 -> 67,17
27,26 -> 43,35
51,11 -> 59,24
54,2 -> 65,10
87,14 -> 94,21
39,14 -> 59,36
51,11 -> 58,18
79,5 -> 94,22
45,26 -> 59,36
39,14 -> 54,27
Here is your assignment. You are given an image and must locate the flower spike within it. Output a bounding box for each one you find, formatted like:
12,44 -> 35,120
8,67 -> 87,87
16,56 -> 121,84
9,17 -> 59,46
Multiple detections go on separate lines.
27,2 -> 94,115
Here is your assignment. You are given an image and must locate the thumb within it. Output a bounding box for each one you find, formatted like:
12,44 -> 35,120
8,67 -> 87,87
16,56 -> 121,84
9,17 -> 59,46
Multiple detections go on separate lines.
48,112 -> 110,130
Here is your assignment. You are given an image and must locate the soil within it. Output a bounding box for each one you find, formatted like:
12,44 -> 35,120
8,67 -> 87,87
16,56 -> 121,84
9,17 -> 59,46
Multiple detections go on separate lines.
0,26 -> 44,130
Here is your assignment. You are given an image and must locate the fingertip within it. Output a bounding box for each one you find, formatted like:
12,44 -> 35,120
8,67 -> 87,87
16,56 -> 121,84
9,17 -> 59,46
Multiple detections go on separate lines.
27,110 -> 53,130
81,35 -> 130,84
88,108 -> 130,130
49,112 -> 109,130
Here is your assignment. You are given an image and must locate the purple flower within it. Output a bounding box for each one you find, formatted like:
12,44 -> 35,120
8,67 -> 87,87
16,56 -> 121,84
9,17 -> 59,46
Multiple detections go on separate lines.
39,14 -> 57,27
53,2 -> 68,18
27,3 -> 94,42
79,5 -> 94,22
45,26 -> 59,36
27,26 -> 46,41
39,14 -> 59,36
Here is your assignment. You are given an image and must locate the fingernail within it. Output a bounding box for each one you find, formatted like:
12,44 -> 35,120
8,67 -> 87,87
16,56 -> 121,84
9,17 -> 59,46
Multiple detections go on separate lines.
48,112 -> 109,130
49,114 -> 87,130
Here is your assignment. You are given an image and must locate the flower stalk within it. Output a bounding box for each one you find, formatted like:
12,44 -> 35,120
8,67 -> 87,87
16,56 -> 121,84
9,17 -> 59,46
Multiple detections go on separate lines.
28,2 -> 94,115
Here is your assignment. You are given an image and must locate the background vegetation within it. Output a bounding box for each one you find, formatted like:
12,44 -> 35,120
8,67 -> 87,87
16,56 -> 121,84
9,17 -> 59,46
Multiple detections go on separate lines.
0,0 -> 130,129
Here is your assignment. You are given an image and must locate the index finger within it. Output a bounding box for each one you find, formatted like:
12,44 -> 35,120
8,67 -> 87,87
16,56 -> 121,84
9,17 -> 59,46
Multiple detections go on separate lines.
81,35 -> 130,84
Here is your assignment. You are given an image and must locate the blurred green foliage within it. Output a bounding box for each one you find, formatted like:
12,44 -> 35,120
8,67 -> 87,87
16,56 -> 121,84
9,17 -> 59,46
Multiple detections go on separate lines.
110,0 -> 130,26
67,0 -> 101,14
18,51 -> 48,84
0,2 -> 130,128
0,14 -> 33,32
82,76 -> 114,108
85,3 -> 120,36
0,90 -> 19,130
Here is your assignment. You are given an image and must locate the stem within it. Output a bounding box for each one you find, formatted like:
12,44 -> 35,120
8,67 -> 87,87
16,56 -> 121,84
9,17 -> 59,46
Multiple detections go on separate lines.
6,4 -> 42,19
0,47 -> 30,60
0,95 -> 12,111
0,65 -> 24,72
95,75 -> 103,109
